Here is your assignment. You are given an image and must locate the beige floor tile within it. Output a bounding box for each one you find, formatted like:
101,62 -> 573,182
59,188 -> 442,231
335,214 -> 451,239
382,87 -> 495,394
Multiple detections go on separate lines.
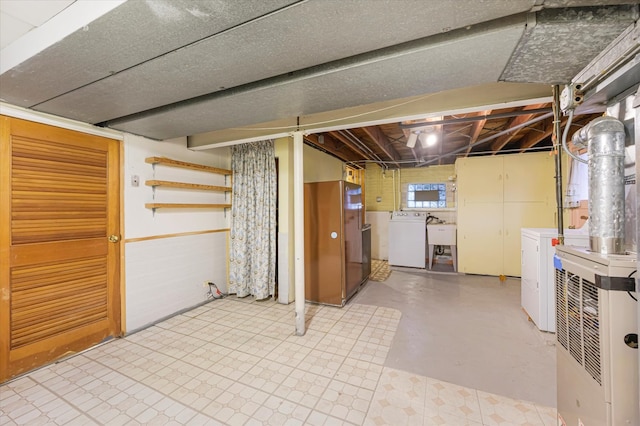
260,394 -> 311,425
181,304 -> 212,317
318,333 -> 358,357
1,296 -> 556,426
312,305 -> 347,322
256,320 -> 297,339
341,310 -> 374,327
535,404 -> 558,426
306,410 -> 353,425
235,333 -> 281,358
306,315 -> 338,333
425,378 -> 482,423
423,410 -> 484,425
284,328 -> 325,349
366,367 -> 427,426
297,349 -> 346,378
477,390 -> 545,425
273,369 -> 331,408
328,321 -> 366,340
213,347 -> 262,381
255,307 -> 294,324
181,341 -> 233,371
350,339 -> 389,364
202,381 -> 269,420
269,340 -> 313,367
316,379 -> 374,424
154,313 -> 195,330
334,357 -> 383,391
238,359 -> 294,393
359,326 -> 395,347
204,327 -> 255,350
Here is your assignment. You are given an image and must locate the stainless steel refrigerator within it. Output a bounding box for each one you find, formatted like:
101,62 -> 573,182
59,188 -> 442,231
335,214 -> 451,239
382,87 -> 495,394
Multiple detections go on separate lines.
304,180 -> 363,306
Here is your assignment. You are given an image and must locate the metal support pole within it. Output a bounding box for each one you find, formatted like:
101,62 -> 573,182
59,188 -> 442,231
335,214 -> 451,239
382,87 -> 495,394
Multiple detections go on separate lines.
552,85 -> 565,244
293,131 -> 306,336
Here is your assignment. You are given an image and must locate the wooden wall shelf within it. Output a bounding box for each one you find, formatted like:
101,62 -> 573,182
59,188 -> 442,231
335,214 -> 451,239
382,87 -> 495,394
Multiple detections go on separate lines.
145,180 -> 231,193
145,157 -> 232,213
146,203 -> 232,210
145,156 -> 231,176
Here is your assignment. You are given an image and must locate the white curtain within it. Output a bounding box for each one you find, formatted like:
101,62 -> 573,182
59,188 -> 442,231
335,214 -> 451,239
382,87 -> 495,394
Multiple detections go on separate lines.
228,140 -> 277,299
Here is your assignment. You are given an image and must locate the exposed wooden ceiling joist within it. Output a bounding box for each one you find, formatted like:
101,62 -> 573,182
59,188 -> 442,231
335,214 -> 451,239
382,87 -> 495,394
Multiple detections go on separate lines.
490,103 -> 549,153
328,130 -> 374,162
466,109 -> 491,155
361,126 -> 401,168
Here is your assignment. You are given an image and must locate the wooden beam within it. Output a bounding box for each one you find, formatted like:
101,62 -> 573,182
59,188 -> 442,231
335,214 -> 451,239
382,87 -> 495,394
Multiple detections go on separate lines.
518,123 -> 553,152
465,110 -> 491,156
518,114 -> 592,153
304,134 -> 361,163
490,104 -> 548,153
361,126 -> 401,168
327,131 -> 374,161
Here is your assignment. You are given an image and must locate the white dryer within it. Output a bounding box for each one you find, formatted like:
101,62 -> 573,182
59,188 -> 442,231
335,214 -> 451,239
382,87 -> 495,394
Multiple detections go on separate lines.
388,211 -> 427,268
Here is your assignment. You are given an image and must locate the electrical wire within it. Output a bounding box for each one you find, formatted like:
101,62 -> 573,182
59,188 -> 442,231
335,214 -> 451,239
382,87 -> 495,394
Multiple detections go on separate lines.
561,109 -> 587,164
228,93 -> 441,132
343,144 -> 559,167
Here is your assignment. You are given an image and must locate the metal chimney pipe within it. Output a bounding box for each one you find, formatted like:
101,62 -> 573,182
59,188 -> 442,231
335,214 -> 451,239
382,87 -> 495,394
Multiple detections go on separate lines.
573,116 -> 626,254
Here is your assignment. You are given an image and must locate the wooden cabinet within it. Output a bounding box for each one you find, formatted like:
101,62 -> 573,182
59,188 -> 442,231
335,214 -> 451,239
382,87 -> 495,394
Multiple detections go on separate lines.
457,202 -> 503,276
456,152 -> 556,277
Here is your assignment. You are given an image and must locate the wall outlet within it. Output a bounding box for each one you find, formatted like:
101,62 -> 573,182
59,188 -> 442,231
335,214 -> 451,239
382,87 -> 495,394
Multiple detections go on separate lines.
131,175 -> 140,187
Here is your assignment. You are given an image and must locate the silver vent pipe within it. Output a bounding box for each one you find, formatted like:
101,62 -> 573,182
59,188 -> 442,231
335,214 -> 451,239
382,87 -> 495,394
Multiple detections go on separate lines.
571,116 -> 626,254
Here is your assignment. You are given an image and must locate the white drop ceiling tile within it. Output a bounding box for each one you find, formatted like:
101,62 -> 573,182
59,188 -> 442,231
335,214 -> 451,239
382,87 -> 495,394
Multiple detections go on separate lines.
0,0 -> 74,26
0,0 -> 297,107
0,11 -> 33,49
107,21 -> 525,140
33,0 -> 536,124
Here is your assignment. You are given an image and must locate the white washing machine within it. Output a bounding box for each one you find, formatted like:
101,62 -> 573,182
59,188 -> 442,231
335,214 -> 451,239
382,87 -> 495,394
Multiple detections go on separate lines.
388,211 -> 427,268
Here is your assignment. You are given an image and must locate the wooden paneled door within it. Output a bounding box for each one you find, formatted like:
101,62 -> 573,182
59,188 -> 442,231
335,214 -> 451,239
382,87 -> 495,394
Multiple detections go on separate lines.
0,116 -> 122,382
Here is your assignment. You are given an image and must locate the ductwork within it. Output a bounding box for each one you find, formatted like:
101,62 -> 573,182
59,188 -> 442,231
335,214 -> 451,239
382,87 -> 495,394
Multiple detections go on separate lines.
572,116 -> 626,254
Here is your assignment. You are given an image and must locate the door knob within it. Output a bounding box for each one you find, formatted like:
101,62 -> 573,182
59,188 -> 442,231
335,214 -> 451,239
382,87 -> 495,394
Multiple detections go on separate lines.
108,235 -> 120,243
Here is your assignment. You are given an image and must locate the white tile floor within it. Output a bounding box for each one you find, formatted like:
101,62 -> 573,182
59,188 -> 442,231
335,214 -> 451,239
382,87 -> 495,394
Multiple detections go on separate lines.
1,293 -> 556,425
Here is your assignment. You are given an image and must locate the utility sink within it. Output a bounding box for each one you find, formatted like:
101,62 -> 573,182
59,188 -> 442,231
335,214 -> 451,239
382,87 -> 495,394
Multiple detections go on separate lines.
427,224 -> 457,271
427,224 -> 457,246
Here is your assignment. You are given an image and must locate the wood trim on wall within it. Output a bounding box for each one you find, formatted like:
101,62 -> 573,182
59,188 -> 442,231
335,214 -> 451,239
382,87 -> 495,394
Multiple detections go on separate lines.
124,228 -> 230,244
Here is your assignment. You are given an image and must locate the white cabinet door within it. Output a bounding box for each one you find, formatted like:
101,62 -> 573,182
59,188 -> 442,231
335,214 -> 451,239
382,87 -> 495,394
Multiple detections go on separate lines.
521,232 -> 540,326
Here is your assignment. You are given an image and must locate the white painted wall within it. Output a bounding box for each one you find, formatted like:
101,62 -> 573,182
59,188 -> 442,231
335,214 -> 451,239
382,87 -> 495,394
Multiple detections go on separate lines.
125,232 -> 227,333
124,134 -> 231,332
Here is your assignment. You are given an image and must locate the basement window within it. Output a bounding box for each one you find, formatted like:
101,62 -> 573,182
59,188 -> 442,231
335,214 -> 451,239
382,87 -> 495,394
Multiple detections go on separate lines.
407,183 -> 446,208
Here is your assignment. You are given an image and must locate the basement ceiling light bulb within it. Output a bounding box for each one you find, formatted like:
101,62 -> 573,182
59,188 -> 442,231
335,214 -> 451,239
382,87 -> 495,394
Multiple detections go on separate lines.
426,133 -> 438,146
406,132 -> 418,148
